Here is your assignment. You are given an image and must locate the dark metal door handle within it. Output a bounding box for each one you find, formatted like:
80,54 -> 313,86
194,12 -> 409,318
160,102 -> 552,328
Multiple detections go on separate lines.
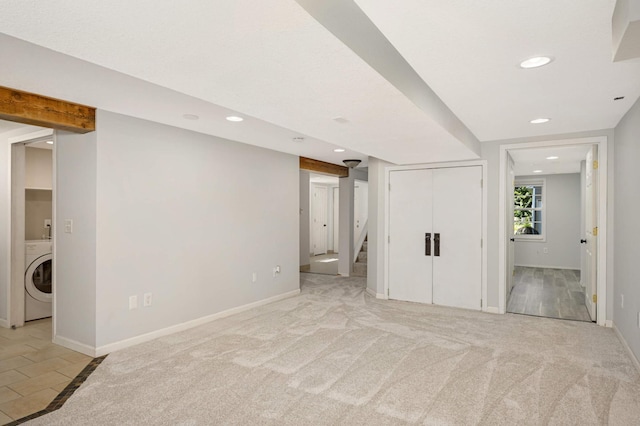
425,233 -> 431,256
510,238 -> 515,242
434,233 -> 440,257
580,239 -> 587,244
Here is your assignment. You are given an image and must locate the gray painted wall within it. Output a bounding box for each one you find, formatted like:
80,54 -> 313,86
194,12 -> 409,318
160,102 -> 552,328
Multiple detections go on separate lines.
613,95 -> 640,362
55,130 -> 98,347
514,173 -> 581,269
92,111 -> 299,348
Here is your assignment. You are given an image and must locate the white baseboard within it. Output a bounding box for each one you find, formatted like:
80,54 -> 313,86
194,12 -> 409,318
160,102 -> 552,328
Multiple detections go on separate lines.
365,287 -> 386,299
484,307 -> 501,314
613,322 -> 640,374
604,320 -> 613,328
0,318 -> 9,328
53,335 -> 97,358
514,264 -> 579,270
94,289 -> 301,357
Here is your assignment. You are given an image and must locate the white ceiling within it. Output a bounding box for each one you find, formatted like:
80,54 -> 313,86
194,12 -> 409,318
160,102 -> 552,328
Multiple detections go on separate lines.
1,1 -> 639,167
510,144 -> 592,176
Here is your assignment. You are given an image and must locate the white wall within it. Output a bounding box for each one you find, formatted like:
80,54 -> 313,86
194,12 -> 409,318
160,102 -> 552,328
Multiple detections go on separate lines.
514,173 -> 581,269
92,111 -> 299,349
0,124 -> 46,325
613,95 -> 640,362
480,129 -> 615,317
54,130 -> 98,348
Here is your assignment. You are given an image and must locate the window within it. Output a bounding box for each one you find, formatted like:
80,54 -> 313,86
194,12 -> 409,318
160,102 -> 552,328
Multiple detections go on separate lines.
514,180 -> 545,239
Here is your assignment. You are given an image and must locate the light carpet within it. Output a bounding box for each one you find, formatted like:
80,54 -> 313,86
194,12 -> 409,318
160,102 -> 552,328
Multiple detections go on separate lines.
28,273 -> 640,425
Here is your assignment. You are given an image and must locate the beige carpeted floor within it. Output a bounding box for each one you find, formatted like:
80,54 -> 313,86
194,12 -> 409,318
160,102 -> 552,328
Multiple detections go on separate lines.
28,273 -> 640,425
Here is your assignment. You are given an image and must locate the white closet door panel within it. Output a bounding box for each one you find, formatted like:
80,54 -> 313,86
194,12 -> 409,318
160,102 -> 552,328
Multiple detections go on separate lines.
388,169 -> 433,303
432,166 -> 482,310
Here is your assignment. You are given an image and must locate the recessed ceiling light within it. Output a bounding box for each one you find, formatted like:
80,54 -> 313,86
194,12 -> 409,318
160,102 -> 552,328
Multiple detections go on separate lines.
46,140 -> 53,145
520,56 -> 552,69
533,170 -> 543,173
530,118 -> 550,124
333,148 -> 345,153
182,114 -> 199,120
226,116 -> 243,122
546,156 -> 559,160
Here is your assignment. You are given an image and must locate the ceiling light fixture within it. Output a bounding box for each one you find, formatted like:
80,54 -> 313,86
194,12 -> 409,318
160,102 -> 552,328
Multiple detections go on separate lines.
46,140 -> 53,145
334,148 -> 345,153
530,118 -> 550,124
520,56 -> 552,69
226,116 -> 243,122
533,170 -> 543,173
182,114 -> 199,120
293,137 -> 305,143
343,159 -> 361,168
546,156 -> 559,160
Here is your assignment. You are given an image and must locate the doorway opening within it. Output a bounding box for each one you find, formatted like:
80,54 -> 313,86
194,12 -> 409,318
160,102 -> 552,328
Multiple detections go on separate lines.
302,173 -> 341,275
499,137 -> 607,325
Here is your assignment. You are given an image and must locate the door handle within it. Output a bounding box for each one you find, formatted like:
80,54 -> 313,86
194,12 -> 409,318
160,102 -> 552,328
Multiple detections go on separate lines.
425,233 -> 431,256
434,233 -> 440,257
510,238 -> 515,242
580,239 -> 587,244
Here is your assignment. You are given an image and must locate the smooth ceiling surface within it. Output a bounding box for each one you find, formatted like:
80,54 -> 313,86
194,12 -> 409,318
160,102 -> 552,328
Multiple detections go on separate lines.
356,0 -> 640,141
1,1 -> 638,165
510,144 -> 592,176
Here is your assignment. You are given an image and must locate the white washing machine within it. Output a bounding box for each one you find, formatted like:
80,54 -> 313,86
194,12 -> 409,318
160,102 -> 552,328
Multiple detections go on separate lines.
25,240 -> 52,321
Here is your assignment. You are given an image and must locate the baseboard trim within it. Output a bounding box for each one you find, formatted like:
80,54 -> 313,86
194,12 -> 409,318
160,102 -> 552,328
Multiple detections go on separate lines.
514,264 -> 579,270
613,322 -> 640,374
94,289 -> 301,357
365,287 -> 386,299
0,318 -> 9,328
53,335 -> 97,358
484,307 -> 501,314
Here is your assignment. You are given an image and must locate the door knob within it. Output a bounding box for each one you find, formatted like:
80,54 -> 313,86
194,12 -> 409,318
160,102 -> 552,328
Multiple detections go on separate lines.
510,238 -> 515,242
580,239 -> 587,244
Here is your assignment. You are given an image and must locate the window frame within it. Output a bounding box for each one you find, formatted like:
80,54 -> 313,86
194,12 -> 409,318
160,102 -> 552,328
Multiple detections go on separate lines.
513,178 -> 546,241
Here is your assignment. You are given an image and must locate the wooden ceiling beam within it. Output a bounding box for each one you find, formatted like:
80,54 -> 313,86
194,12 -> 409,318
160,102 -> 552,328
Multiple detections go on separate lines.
0,86 -> 95,133
300,157 -> 348,177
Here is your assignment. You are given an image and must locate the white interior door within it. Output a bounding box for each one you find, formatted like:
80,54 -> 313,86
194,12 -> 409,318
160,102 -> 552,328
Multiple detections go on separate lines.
388,169 -> 433,303
432,166 -> 483,310
584,146 -> 598,320
507,154 -> 516,294
333,187 -> 339,253
312,185 -> 328,255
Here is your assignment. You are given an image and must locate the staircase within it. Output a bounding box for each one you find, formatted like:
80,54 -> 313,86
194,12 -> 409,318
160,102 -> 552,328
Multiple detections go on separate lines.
352,238 -> 367,276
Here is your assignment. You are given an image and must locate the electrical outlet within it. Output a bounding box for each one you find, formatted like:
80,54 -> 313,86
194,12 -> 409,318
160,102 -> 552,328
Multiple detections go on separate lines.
44,219 -> 52,227
129,295 -> 138,310
543,248 -> 548,254
272,265 -> 281,277
143,293 -> 152,307
252,272 -> 257,283
64,219 -> 73,233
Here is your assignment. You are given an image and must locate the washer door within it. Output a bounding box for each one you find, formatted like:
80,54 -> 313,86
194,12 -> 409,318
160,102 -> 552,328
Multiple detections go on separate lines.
25,254 -> 53,303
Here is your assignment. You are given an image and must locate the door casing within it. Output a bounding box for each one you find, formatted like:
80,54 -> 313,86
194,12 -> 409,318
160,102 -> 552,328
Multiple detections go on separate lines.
498,136 -> 608,326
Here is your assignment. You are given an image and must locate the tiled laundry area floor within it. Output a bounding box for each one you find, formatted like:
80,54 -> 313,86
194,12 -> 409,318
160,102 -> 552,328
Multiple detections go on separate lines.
0,318 -> 92,424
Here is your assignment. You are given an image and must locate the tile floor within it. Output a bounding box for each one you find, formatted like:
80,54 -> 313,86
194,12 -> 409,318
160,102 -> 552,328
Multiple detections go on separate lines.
0,318 -> 92,424
300,252 -> 339,275
507,266 -> 593,322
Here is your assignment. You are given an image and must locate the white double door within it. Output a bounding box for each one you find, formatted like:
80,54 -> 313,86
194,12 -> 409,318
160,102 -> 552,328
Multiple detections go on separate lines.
389,166 -> 482,310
